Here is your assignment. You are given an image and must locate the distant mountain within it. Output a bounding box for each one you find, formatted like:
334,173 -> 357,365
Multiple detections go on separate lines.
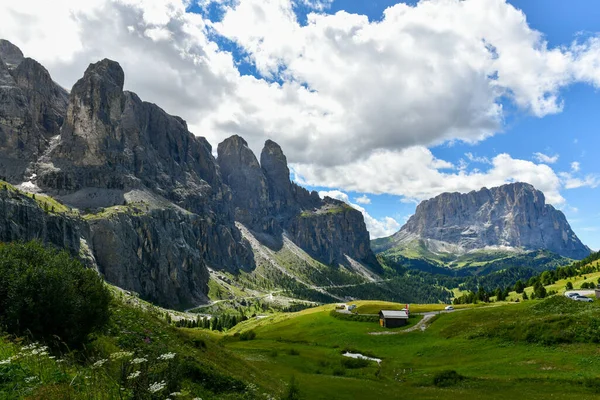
0,39 -> 381,308
373,183 -> 590,273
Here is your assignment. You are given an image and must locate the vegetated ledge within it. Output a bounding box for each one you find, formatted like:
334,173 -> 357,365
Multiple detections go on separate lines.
82,201 -> 152,220
300,203 -> 354,218
0,179 -> 75,216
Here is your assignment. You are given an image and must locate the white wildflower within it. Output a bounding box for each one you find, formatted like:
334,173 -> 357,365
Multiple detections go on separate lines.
0,359 -> 11,365
92,359 -> 108,368
110,351 -> 133,360
157,352 -> 176,361
169,392 -> 182,397
148,380 -> 167,393
131,357 -> 147,364
127,371 -> 141,380
25,376 -> 38,383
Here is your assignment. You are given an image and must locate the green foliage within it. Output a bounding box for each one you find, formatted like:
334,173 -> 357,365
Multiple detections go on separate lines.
239,330 -> 256,341
458,297 -> 600,345
341,357 -> 370,369
433,370 -> 465,387
514,279 -> 526,293
566,281 -> 574,290
0,241 -> 111,349
580,281 -> 596,289
284,375 -> 301,400
533,281 -> 547,299
329,310 -> 379,323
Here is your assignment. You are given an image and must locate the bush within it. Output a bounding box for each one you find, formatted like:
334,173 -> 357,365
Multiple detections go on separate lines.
239,330 -> 256,341
0,241 -> 111,349
433,370 -> 465,387
288,348 -> 300,356
341,357 -> 370,369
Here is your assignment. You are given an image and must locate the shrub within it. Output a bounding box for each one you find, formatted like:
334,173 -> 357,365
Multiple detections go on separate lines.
0,241 -> 111,349
288,348 -> 300,356
433,370 -> 465,387
239,330 -> 256,341
341,357 -> 370,369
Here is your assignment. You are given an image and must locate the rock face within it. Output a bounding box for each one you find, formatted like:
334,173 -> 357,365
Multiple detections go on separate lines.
0,39 -> 381,307
87,208 -> 253,308
0,186 -> 82,256
385,183 -> 590,259
0,40 -> 68,181
217,136 -> 379,269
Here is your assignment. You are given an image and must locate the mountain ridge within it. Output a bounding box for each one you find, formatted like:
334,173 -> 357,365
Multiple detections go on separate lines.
374,182 -> 590,263
0,39 -> 381,308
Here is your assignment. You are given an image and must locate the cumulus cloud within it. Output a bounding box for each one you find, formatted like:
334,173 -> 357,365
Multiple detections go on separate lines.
533,152 -> 559,164
571,161 -> 581,172
295,147 -> 567,205
318,190 -> 400,238
355,195 -> 371,205
1,0 -> 599,205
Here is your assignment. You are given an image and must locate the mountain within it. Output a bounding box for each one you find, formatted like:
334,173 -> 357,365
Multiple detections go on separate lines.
0,39 -> 68,181
0,40 -> 381,309
373,183 -> 590,273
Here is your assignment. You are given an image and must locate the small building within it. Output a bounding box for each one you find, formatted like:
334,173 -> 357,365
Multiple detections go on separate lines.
379,310 -> 409,328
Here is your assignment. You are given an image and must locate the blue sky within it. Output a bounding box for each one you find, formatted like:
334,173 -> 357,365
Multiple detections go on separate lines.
2,0 -> 599,249
194,0 -> 600,248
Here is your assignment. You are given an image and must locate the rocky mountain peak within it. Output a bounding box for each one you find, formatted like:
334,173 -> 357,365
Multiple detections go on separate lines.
395,182 -> 590,259
0,40 -> 68,181
261,139 -> 295,214
0,39 -> 24,68
217,135 -> 269,226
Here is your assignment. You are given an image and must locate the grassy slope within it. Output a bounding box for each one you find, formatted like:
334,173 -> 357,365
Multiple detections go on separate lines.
219,300 -> 600,400
0,292 -> 281,399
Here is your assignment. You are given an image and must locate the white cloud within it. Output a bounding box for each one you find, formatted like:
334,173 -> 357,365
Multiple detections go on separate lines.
1,0 -> 600,205
465,153 -> 491,164
571,161 -> 580,172
299,0 -> 333,11
533,152 -> 559,164
354,195 -> 371,204
295,147 -> 566,205
318,190 -> 400,238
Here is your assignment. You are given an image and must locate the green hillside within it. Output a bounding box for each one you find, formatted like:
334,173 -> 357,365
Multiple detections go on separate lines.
216,298 -> 600,399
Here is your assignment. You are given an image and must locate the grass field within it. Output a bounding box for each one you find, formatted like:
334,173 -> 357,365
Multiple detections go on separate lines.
353,300 -> 489,314
208,298 -> 600,399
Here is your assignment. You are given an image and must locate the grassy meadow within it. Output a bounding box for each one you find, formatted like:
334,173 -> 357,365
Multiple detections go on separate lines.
204,297 -> 600,400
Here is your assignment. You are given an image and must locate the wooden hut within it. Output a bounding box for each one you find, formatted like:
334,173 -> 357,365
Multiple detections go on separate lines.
379,310 -> 409,328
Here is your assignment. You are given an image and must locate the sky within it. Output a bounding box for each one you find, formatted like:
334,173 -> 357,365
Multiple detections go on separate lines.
0,0 -> 599,248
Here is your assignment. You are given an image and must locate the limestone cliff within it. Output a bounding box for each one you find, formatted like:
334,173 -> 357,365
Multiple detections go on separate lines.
0,40 -> 68,180
217,136 -> 380,270
377,182 -> 590,260
0,40 -> 381,308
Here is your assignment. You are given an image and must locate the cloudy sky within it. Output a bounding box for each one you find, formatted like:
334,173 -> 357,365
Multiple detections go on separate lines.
2,0 -> 599,247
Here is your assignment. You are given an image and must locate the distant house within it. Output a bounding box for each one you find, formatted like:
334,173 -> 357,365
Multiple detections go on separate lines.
379,310 -> 409,328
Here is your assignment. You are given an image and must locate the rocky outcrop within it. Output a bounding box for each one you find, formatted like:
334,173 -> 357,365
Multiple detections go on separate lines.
383,182 -> 590,259
0,39 -> 383,308
288,201 -> 380,269
217,135 -> 270,227
0,40 -> 24,67
0,186 -> 82,256
87,207 -> 253,308
0,40 -> 68,181
37,59 -> 225,217
217,135 -> 379,270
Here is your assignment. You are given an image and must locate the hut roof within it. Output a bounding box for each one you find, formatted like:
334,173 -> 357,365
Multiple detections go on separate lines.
379,310 -> 408,319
